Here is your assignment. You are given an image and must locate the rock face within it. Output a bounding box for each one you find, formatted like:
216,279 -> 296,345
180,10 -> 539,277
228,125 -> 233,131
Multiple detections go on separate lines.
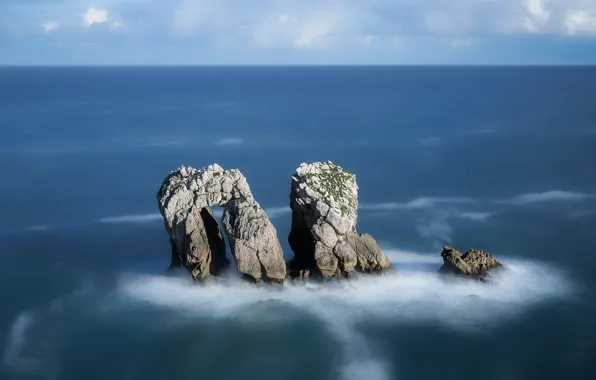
288,161 -> 392,279
158,164 -> 286,283
440,246 -> 503,279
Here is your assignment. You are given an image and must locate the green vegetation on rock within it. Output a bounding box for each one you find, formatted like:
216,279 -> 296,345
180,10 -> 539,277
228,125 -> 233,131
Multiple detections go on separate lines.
304,162 -> 356,216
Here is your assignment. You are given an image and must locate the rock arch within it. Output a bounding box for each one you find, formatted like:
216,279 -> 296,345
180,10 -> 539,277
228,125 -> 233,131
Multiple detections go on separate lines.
157,164 -> 286,284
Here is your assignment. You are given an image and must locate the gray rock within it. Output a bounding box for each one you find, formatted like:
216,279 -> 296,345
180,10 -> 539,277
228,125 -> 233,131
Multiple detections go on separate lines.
439,246 -> 503,279
158,164 -> 286,283
347,233 -> 392,273
168,207 -> 228,280
288,161 -> 392,280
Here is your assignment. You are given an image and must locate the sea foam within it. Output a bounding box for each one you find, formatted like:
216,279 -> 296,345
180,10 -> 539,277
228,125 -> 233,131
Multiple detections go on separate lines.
118,248 -> 572,328
116,249 -> 572,380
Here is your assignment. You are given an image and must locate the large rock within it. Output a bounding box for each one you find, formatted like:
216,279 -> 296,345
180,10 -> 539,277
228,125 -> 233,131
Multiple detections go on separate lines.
158,164 -> 286,283
439,246 -> 503,279
288,161 -> 392,279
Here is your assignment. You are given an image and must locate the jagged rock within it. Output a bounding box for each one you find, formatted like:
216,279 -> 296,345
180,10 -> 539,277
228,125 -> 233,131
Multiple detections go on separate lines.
439,246 -> 503,279
168,207 -> 227,281
158,164 -> 286,283
288,161 -> 392,280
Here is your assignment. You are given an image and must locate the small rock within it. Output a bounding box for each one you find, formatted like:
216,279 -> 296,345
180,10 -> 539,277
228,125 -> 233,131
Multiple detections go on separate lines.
439,245 -> 503,279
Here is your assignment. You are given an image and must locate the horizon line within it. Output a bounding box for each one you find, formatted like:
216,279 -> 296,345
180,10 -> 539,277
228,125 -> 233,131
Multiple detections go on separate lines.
1,63 -> 596,68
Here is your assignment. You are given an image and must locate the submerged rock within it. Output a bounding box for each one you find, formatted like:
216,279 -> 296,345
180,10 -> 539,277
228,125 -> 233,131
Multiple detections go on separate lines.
439,246 -> 503,279
158,164 -> 286,284
288,161 -> 392,280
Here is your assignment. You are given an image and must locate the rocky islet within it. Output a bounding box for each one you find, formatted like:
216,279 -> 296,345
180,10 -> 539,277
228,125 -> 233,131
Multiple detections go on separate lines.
157,161 -> 504,285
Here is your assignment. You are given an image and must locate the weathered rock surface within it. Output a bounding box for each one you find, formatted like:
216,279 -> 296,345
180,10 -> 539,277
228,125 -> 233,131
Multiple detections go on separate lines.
439,246 -> 503,279
158,164 -> 286,283
288,161 -> 392,279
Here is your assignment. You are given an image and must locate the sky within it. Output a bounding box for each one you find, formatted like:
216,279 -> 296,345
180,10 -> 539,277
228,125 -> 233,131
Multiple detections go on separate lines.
1,0 -> 596,65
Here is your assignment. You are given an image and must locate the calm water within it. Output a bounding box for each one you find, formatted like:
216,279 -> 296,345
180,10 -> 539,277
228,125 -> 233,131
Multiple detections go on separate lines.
1,67 -> 595,380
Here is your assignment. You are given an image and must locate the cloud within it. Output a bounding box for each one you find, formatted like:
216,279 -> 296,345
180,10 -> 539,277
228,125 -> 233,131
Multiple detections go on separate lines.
523,0 -> 550,32
82,7 -> 109,27
565,10 -> 596,35
4,0 -> 596,65
293,11 -> 344,48
497,191 -> 594,205
42,21 -> 59,33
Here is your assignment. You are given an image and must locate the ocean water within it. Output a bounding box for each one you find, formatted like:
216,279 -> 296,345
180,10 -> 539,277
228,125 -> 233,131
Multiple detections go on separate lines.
0,66 -> 595,380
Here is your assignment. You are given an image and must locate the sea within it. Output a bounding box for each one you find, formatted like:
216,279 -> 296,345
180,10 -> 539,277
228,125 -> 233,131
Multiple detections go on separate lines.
0,66 -> 595,380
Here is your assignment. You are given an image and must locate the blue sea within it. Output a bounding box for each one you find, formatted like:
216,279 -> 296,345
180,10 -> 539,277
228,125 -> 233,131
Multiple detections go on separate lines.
1,66 -> 595,380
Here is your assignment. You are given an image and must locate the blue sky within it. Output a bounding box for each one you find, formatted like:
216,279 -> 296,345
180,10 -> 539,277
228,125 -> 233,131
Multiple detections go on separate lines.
1,0 -> 596,65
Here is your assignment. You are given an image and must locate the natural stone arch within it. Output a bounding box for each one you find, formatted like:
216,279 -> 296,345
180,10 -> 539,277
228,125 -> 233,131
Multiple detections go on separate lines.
158,164 -> 286,283
288,161 -> 392,280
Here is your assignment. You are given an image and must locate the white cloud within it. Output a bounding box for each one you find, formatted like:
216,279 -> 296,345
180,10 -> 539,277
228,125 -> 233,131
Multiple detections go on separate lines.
565,10 -> 596,35
293,11 -> 344,48
11,0 -> 596,56
42,21 -> 59,33
82,7 -> 109,27
523,0 -> 550,32
497,191 -> 594,205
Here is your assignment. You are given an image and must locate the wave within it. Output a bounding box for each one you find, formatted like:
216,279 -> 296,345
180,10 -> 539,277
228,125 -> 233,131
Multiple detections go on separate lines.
98,213 -> 163,224
496,191 -> 595,205
458,212 -> 494,221
2,311 -> 59,379
360,197 -> 476,211
215,138 -> 244,146
2,311 -> 36,368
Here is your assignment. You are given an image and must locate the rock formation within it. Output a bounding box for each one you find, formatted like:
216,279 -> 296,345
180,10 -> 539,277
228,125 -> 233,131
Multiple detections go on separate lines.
288,161 -> 392,280
157,164 -> 286,284
439,246 -> 503,279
